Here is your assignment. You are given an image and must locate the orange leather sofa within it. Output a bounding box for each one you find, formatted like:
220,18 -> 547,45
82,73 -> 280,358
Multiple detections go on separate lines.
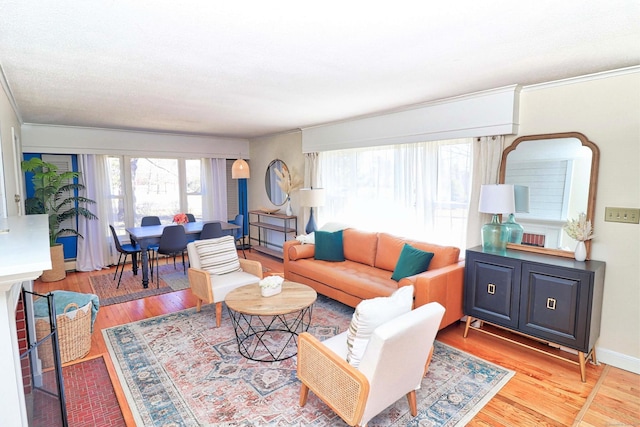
283,228 -> 465,330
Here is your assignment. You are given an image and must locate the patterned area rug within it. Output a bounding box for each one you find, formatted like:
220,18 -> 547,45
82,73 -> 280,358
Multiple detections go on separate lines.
103,296 -> 514,426
89,263 -> 191,306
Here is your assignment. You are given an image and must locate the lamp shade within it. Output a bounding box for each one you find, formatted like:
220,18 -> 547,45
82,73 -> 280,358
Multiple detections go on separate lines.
231,159 -> 250,179
514,185 -> 530,213
479,184 -> 515,214
298,188 -> 326,208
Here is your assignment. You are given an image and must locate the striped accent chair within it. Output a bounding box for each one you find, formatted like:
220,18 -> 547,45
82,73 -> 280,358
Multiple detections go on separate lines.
186,235 -> 263,326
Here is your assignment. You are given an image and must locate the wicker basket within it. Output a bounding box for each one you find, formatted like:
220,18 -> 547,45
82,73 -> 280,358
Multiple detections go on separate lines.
35,301 -> 93,369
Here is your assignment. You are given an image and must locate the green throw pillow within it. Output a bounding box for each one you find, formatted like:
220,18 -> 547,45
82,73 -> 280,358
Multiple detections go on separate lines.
314,230 -> 345,262
391,243 -> 434,281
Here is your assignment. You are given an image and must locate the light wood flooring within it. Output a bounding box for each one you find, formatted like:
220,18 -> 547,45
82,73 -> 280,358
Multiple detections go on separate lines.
34,250 -> 640,427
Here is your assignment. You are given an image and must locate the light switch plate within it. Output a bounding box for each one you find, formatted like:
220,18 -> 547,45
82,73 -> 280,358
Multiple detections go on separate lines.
604,207 -> 640,224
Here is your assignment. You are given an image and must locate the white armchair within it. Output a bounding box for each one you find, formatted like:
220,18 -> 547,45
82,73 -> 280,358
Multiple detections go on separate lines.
186,239 -> 263,327
297,302 -> 446,426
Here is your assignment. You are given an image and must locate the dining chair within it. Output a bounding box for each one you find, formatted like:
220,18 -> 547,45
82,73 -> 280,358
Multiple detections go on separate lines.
152,225 -> 189,284
139,216 -> 161,273
109,225 -> 142,288
229,214 -> 246,258
141,216 -> 161,226
199,222 -> 225,240
184,213 -> 198,243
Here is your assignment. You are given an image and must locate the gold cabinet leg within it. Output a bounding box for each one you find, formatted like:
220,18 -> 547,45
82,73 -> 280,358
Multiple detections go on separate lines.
579,351 -> 587,382
463,316 -> 473,338
591,347 -> 598,365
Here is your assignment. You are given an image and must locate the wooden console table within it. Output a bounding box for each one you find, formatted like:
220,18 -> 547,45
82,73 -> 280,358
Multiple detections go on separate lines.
248,210 -> 297,259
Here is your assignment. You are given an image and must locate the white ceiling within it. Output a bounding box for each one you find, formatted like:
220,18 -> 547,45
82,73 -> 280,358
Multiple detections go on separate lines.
1,1 -> 639,140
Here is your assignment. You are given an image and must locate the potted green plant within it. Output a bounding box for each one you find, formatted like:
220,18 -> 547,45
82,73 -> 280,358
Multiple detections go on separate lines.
21,157 -> 98,281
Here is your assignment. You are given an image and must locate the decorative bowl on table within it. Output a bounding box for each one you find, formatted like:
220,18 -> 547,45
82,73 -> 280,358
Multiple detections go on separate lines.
258,206 -> 281,214
260,275 -> 284,297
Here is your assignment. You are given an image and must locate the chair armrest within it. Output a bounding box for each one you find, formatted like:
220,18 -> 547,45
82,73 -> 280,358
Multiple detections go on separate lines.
399,260 -> 465,329
297,332 -> 369,426
239,259 -> 263,279
187,268 -> 213,304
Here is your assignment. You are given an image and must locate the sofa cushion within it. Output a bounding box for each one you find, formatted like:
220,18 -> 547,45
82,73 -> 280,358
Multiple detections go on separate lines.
343,229 -> 378,266
288,243 -> 315,261
374,233 -> 407,271
287,258 -> 398,300
193,236 -> 241,275
346,285 -> 414,368
315,230 -> 345,262
404,240 -> 461,270
391,243 -> 434,281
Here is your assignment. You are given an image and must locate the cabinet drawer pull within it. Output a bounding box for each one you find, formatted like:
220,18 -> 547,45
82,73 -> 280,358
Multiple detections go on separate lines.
487,283 -> 496,295
547,298 -> 557,310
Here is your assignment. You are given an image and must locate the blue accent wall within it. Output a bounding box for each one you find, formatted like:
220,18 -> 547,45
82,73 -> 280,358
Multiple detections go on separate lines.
23,153 -> 79,260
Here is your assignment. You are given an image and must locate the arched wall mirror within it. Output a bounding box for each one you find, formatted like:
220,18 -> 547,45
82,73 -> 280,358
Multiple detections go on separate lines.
499,132 -> 600,259
265,159 -> 289,206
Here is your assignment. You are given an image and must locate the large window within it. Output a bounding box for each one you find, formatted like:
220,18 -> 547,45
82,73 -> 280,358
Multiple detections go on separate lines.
318,139 -> 472,249
107,156 -> 202,233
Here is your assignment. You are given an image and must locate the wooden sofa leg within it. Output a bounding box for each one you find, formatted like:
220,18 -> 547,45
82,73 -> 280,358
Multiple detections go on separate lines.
406,390 -> 417,416
196,299 -> 202,313
215,302 -> 222,327
299,383 -> 309,407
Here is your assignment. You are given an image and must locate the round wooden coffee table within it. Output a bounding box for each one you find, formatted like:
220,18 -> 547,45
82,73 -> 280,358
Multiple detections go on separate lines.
225,281 -> 317,362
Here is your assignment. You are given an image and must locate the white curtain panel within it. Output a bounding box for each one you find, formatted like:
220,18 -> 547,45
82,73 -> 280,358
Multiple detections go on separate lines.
202,158 -> 228,221
465,136 -> 506,249
304,152 -> 319,188
301,152 -> 320,229
76,154 -> 112,271
319,139 -> 472,249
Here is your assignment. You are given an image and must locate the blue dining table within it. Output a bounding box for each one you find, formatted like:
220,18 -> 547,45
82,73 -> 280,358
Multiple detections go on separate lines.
126,221 -> 240,288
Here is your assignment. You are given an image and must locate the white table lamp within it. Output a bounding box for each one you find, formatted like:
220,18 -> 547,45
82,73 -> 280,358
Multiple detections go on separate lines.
299,188 -> 325,234
479,184 -> 515,252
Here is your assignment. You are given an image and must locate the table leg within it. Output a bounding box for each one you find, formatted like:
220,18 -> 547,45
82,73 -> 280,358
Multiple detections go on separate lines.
139,245 -> 150,289
132,251 -> 139,275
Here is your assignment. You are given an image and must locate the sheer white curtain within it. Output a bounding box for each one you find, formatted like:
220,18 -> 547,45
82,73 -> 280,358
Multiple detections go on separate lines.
76,154 -> 113,271
304,152 -> 320,187
465,136 -> 506,248
319,139 -> 472,249
301,152 -> 320,228
202,158 -> 227,221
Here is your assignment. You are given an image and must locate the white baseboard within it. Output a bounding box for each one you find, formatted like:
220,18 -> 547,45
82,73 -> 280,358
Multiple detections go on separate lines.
597,347 -> 640,375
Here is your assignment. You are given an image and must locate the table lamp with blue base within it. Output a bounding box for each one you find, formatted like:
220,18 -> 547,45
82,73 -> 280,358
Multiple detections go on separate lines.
299,188 -> 326,234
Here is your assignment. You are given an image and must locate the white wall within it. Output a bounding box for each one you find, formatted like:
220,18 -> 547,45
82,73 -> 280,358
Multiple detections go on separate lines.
249,131 -> 305,233
0,80 -> 23,217
509,69 -> 640,373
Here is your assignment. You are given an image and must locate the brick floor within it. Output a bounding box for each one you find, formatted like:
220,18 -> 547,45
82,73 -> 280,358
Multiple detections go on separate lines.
63,356 -> 125,427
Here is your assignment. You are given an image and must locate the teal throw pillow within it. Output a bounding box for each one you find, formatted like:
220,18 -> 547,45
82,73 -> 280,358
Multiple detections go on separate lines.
314,230 -> 345,262
391,243 -> 434,281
